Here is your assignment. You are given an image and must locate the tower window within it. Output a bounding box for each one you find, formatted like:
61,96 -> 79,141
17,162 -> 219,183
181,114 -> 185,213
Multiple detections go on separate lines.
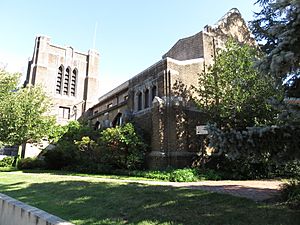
63,67 -> 70,95
71,69 -> 77,96
56,66 -> 63,94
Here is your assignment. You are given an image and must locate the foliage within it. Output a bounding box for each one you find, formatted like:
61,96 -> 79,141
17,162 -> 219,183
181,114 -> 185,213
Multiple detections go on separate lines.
0,69 -> 55,146
205,123 -> 300,179
43,141 -> 79,169
47,124 -> 68,143
75,136 -> 99,157
131,169 -> 171,181
44,122 -> 147,171
98,123 -> 148,170
196,168 -> 222,181
250,0 -> 300,83
277,160 -> 300,180
0,156 -> 14,167
169,168 -> 199,182
194,40 -> 281,130
43,121 -> 97,169
123,168 -> 221,182
271,97 -> 300,125
0,70 -> 19,98
281,179 -> 300,209
126,168 -> 199,182
62,120 -> 99,142
17,157 -> 45,170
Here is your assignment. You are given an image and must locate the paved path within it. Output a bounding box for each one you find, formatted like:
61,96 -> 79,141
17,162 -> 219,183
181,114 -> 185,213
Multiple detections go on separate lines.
91,178 -> 283,202
168,180 -> 283,201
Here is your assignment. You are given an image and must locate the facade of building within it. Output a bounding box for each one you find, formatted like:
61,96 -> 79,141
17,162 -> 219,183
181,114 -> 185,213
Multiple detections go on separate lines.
23,8 -> 254,167
88,8 -> 255,168
25,36 -> 100,125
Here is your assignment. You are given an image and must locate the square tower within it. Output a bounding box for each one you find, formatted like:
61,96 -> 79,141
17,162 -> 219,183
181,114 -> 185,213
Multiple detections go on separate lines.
25,36 -> 100,125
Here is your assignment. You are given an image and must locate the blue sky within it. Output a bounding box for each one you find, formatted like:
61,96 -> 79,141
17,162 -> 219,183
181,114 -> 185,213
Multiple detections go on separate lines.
0,0 -> 261,96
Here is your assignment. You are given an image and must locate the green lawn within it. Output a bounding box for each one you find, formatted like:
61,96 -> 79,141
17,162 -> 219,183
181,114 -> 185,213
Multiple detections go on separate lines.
0,171 -> 298,225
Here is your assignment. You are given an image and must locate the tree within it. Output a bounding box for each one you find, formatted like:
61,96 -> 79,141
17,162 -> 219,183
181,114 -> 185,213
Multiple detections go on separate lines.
194,40 -> 282,130
250,0 -> 300,84
0,69 -> 55,152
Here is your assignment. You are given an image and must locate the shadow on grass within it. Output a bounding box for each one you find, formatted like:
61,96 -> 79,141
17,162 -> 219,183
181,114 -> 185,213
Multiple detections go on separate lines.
0,178 -> 299,225
17,169 -> 282,202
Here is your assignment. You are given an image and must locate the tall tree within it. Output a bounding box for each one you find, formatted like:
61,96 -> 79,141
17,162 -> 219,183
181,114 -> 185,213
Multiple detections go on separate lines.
250,0 -> 300,84
0,69 -> 55,149
194,40 -> 282,130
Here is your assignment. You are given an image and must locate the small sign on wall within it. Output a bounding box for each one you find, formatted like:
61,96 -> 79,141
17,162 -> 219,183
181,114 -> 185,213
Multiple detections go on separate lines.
196,125 -> 208,135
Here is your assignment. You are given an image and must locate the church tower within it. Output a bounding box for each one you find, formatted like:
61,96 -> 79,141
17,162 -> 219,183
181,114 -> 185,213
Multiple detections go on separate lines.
25,36 -> 100,125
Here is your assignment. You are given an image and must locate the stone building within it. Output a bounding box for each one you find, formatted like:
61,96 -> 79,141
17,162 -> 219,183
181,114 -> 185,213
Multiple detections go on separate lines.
25,36 -> 100,125
88,8 -> 255,168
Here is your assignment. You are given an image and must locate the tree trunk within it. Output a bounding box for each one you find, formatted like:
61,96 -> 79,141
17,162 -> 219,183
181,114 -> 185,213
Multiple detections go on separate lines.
20,143 -> 26,158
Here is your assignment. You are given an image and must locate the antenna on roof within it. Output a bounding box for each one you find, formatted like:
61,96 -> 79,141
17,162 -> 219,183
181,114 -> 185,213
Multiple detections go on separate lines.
93,22 -> 98,49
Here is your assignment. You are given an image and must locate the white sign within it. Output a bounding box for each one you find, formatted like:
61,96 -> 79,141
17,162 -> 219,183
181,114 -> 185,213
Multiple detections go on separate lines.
196,125 -> 208,135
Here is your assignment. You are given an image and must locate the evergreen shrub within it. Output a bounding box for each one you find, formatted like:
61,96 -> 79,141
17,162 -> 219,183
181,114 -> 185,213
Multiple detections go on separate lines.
17,157 -> 45,169
206,124 -> 300,179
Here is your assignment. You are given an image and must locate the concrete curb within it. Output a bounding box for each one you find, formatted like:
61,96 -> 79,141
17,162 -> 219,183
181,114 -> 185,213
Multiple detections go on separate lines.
0,193 -> 74,225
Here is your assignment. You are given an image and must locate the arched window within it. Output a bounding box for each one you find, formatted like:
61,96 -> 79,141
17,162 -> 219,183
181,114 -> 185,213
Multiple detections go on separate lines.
144,89 -> 149,108
138,92 -> 142,111
151,85 -> 157,102
71,69 -> 77,96
56,66 -> 63,94
94,121 -> 100,130
112,113 -> 123,127
63,67 -> 70,95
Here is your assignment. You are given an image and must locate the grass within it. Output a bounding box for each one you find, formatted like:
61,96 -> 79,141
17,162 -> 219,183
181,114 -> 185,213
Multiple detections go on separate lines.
0,167 -> 221,182
0,171 -> 299,225
0,166 -> 18,172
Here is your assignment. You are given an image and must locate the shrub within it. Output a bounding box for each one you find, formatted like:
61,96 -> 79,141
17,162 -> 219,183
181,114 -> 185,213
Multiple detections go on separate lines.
121,168 -> 205,182
273,160 -> 300,180
169,168 -> 199,182
138,168 -> 220,182
205,124 -> 300,179
43,122 -> 148,173
98,123 -> 148,170
66,163 -> 114,174
197,168 -> 222,180
43,140 -> 80,169
74,136 -> 101,163
17,157 -> 45,169
0,156 -> 15,167
141,170 -> 170,181
43,121 -> 98,170
281,180 -> 300,209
